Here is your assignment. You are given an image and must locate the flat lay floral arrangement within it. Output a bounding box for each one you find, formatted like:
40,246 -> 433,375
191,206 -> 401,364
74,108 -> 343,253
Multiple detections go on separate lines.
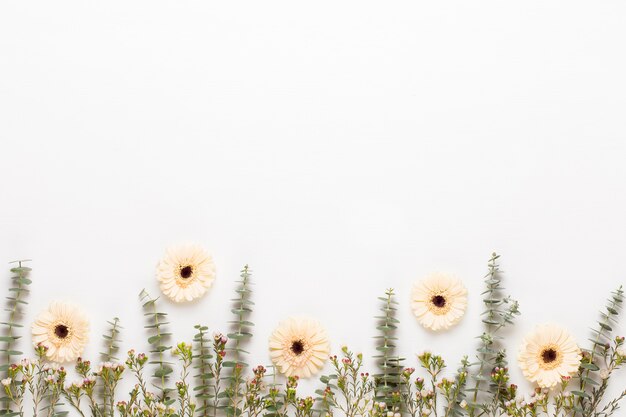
0,247 -> 624,417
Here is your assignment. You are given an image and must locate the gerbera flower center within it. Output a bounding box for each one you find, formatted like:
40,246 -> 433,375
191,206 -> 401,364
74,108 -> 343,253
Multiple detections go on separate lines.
427,292 -> 452,315
537,344 -> 563,370
290,339 -> 305,355
54,324 -> 69,339
542,348 -> 557,363
180,265 -> 193,279
431,295 -> 446,308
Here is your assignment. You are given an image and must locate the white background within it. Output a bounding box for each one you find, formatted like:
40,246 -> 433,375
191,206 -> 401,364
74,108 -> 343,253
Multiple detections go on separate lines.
1,0 -> 625,405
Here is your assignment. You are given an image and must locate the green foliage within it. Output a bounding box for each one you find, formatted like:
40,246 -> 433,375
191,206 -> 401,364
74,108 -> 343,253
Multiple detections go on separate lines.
1,260 -> 32,416
1,260 -> 32,373
193,324 -> 215,417
373,288 -> 404,408
139,289 -> 173,404
466,253 -> 520,417
224,265 -> 254,417
573,286 -> 624,417
445,356 -> 470,417
100,317 -> 122,363
0,254 -> 623,417
316,347 -> 374,417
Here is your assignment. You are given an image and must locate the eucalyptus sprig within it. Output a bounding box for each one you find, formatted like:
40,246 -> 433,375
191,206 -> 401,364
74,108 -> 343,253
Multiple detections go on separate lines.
193,324 -> 214,417
1,260 -> 32,416
100,318 -> 122,363
225,265 -> 254,417
373,289 -> 404,409
574,286 -> 624,417
139,290 -> 173,404
466,253 -> 520,417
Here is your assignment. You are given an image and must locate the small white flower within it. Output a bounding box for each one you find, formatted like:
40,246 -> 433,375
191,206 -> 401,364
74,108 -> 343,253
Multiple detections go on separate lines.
617,347 -> 625,357
1,378 -> 11,387
599,369 -> 610,379
422,410 -> 431,416
20,358 -> 31,367
387,412 -> 394,417
459,400 -> 468,409
394,413 -> 401,417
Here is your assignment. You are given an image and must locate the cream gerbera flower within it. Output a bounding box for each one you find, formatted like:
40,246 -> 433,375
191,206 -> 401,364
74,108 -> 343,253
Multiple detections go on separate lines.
518,324 -> 582,388
411,273 -> 467,331
31,301 -> 89,363
157,244 -> 216,303
269,317 -> 330,378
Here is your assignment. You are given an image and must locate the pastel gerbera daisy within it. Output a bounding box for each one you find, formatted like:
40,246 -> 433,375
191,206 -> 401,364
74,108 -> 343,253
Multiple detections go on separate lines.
411,273 -> 468,331
157,244 -> 216,303
269,317 -> 330,378
31,301 -> 89,363
518,324 -> 582,388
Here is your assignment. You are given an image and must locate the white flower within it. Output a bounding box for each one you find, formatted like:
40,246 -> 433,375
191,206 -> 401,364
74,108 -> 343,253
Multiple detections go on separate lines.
459,400 -> 468,409
518,324 -> 582,388
411,273 -> 467,331
617,347 -> 625,357
1,378 -> 11,387
599,369 -> 610,379
157,244 -> 216,303
269,317 -> 330,378
31,301 -> 90,363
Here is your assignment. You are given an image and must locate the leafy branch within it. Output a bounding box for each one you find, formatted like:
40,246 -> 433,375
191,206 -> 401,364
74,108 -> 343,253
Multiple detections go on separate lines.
224,265 -> 254,417
1,260 -> 32,372
373,288 -> 404,409
466,252 -> 520,417
100,317 -> 122,363
574,286 -> 624,417
193,324 -> 214,417
1,260 -> 32,416
139,289 -> 173,404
